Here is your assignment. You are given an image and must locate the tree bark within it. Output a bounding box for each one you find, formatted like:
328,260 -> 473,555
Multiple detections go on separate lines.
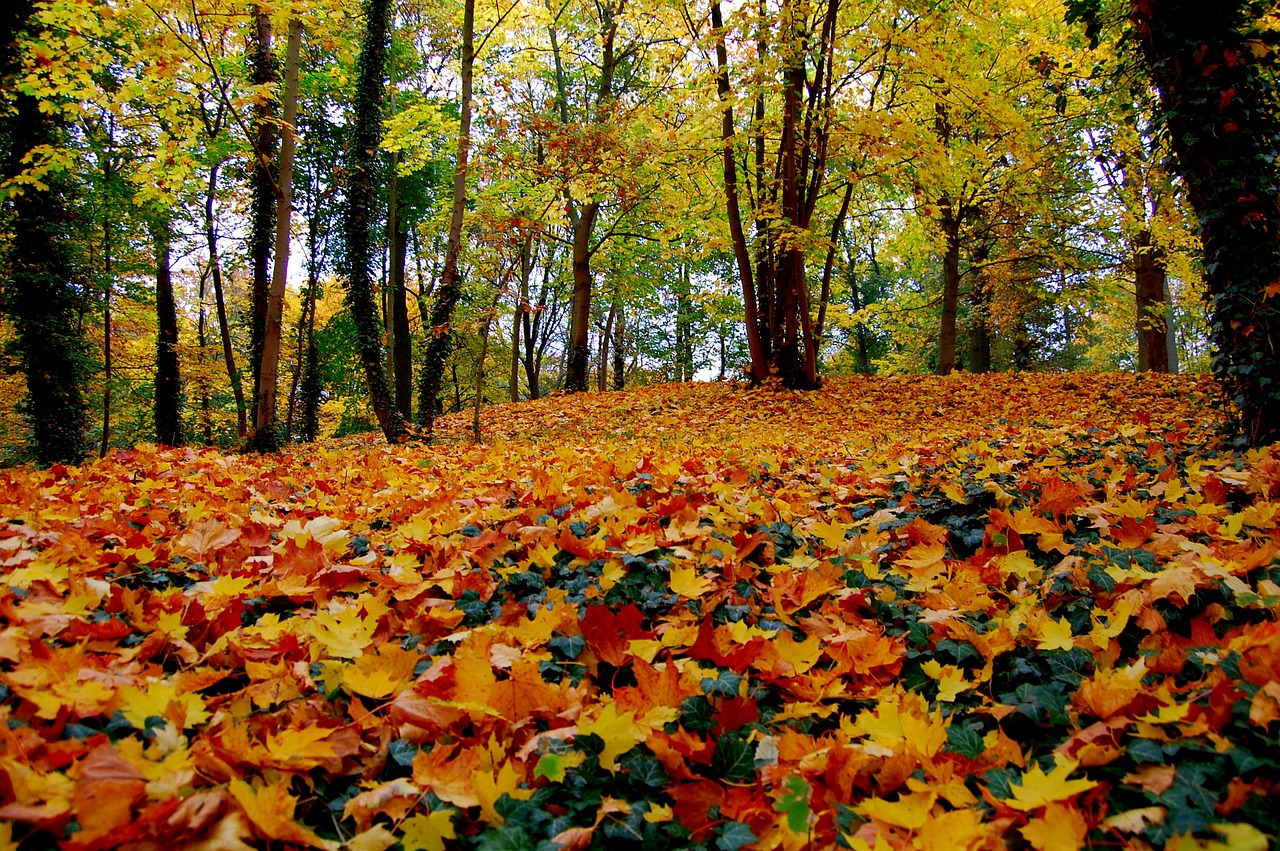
612,304 -> 625,390
711,0 -> 767,383
205,163 -> 247,437
418,0 -> 473,434
564,201 -> 599,392
343,0 -> 406,443
1130,0 -> 1280,443
937,207 -> 961,375
1,79 -> 90,465
1134,228 -> 1170,372
153,220 -> 183,447
248,8 -> 277,424
100,216 -> 113,457
253,17 -> 302,450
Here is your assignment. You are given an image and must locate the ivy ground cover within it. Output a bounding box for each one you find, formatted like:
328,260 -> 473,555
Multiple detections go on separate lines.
1,374 -> 1278,851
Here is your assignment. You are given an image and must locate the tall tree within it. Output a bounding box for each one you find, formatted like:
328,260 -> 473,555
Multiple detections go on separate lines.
252,16 -> 303,450
343,0 -> 407,443
1125,0 -> 1279,441
418,0 -> 474,434
152,218 -> 183,446
711,0 -> 843,388
0,0 -> 90,465
248,7 -> 278,424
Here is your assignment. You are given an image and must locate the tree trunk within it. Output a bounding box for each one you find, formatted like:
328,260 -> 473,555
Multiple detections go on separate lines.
711,0 -> 767,384
100,217 -> 112,458
391,215 -> 412,419
612,304 -> 625,390
564,201 -> 599,392
153,220 -> 183,447
205,163 -> 247,437
937,208 -> 961,375
1130,0 -> 1280,443
343,0 -> 406,443
248,8 -> 277,424
815,180 -> 853,351
0,39 -> 90,466
1134,228 -> 1170,372
418,0 -> 473,434
253,17 -> 302,451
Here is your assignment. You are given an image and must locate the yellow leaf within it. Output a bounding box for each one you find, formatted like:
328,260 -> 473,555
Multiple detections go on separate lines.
643,803 -> 673,823
1035,616 -> 1076,652
579,702 -> 639,770
810,519 -> 848,551
309,604 -> 380,659
400,810 -> 457,851
857,790 -> 936,829
920,660 -> 975,702
1020,802 -> 1088,851
916,807 -> 988,851
1168,823 -> 1270,851
228,778 -> 336,850
473,761 -> 532,824
669,563 -> 713,599
348,825 -> 397,851
341,643 -> 419,699
263,724 -> 336,769
1002,757 -> 1098,811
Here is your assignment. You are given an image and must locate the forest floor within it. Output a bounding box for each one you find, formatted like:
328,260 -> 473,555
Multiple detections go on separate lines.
1,374 -> 1278,851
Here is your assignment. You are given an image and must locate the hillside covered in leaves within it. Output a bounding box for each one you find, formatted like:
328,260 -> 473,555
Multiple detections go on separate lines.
1,374 -> 1278,851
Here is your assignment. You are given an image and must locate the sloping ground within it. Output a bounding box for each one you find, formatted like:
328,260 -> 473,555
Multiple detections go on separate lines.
0,374 -> 1277,851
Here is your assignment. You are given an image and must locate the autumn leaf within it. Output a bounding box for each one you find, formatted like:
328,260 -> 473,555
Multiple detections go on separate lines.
400,809 -> 457,851
228,778 -> 336,850
1001,758 -> 1099,811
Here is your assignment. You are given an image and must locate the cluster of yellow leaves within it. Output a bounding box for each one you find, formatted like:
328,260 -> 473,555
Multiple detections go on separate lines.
0,374 -> 1277,850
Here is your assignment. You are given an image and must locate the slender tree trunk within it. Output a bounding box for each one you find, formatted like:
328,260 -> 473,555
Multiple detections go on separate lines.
301,289 -> 321,442
100,217 -> 112,458
253,17 -> 302,450
286,218 -> 319,439
344,0 -> 406,443
392,220 -> 412,419
815,181 -> 853,350
937,208 -> 961,375
205,163 -> 247,437
418,0 -> 474,434
1164,278 -> 1179,373
248,8 -> 277,424
1134,228 -> 1170,372
197,273 -> 212,444
564,202 -> 599,391
511,236 -> 532,402
612,304 -> 625,390
153,220 -> 183,447
598,299 -> 616,391
711,0 -> 767,383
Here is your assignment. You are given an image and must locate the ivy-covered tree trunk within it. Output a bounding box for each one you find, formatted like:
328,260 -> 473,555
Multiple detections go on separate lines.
153,220 -> 183,447
1,6 -> 90,465
1130,0 -> 1280,443
418,0 -> 473,433
343,0 -> 406,443
248,7 -> 277,424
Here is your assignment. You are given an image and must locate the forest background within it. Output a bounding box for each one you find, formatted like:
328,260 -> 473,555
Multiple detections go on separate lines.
1,0 -> 1279,463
